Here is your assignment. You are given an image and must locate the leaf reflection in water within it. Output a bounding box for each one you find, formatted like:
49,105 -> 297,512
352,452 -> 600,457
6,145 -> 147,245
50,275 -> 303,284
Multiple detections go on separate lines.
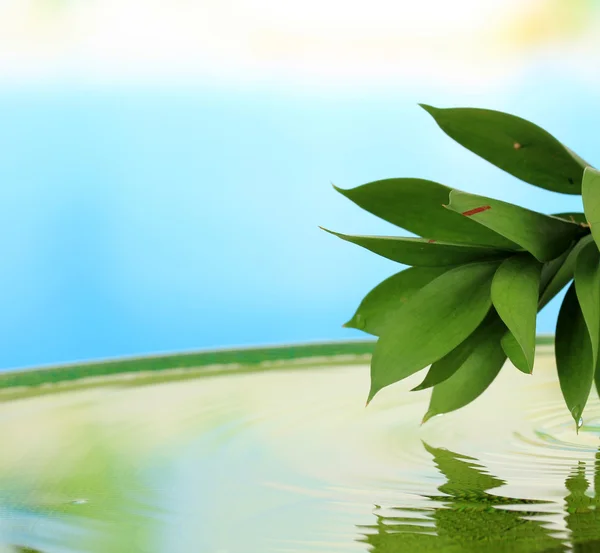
359,443 -> 600,553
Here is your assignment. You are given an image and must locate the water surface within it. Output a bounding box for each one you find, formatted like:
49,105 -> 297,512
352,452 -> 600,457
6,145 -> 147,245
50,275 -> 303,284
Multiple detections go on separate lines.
1,343 -> 600,552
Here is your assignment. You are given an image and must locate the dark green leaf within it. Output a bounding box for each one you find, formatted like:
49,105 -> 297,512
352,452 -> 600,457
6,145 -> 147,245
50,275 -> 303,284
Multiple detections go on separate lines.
412,310 -> 498,390
446,190 -> 582,262
556,282 -> 594,428
538,247 -> 573,302
582,166 -> 600,249
420,104 -> 587,194
423,315 -> 507,421
574,241 -> 600,368
491,254 -> 541,373
320,227 -> 511,267
539,235 -> 594,310
344,266 -> 448,336
500,331 -> 530,374
333,179 -> 518,248
368,261 -> 498,403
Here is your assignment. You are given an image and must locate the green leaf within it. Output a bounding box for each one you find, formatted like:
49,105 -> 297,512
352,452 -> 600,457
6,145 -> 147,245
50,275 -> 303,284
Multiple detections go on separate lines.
538,247 -> 573,303
368,261 -> 498,403
582,166 -> 600,249
556,282 -> 594,428
574,241 -> 600,369
320,228 -> 511,267
552,212 -> 588,225
420,104 -> 587,195
344,266 -> 448,336
500,331 -> 530,374
423,315 -> 507,421
596,371 -> 600,428
445,189 -> 582,262
539,235 -> 594,310
333,179 -> 518,249
491,254 -> 541,374
412,310 -> 498,390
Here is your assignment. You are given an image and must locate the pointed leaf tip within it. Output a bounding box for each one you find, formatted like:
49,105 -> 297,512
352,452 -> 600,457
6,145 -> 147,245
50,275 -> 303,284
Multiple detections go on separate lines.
319,232 -> 510,267
328,178 -> 518,249
369,262 -> 498,395
366,386 -> 377,407
345,266 -> 447,337
493,256 -> 541,374
342,318 -> 356,329
419,103 -> 438,115
421,410 -> 437,425
421,106 -> 587,194
556,283 -> 594,430
319,226 -> 336,236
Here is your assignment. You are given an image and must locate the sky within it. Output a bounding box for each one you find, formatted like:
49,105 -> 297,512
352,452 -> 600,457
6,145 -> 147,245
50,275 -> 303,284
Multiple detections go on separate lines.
1,0 -> 600,370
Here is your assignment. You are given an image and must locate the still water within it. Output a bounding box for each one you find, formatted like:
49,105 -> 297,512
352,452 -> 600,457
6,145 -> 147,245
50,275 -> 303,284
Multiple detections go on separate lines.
1,344 -> 600,552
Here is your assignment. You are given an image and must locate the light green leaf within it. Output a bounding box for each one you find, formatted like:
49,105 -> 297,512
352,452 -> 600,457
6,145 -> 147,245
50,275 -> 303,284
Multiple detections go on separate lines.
412,311 -> 497,390
582,166 -> 600,249
556,282 -> 594,428
491,254 -> 541,374
368,261 -> 498,403
574,241 -> 600,368
344,266 -> 448,336
320,228 -> 511,267
539,235 -> 594,310
420,104 -> 587,195
500,331 -> 530,374
333,179 -> 518,249
445,190 -> 583,262
423,315 -> 507,422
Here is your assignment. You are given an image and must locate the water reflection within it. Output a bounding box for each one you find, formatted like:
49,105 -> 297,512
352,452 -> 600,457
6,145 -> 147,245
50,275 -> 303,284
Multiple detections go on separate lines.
359,443 -> 600,552
1,427 -> 162,553
3,354 -> 600,552
7,439 -> 600,552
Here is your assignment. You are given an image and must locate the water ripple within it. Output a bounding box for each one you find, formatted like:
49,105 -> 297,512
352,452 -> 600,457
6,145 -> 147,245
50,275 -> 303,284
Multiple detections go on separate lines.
1,350 -> 600,551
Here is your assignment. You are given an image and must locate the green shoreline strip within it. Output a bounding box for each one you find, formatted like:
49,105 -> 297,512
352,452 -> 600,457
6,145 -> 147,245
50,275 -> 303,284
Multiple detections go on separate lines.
0,341 -> 376,390
0,336 -> 555,392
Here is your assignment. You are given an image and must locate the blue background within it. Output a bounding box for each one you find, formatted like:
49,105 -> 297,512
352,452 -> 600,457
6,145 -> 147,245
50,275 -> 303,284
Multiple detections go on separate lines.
0,77 -> 596,370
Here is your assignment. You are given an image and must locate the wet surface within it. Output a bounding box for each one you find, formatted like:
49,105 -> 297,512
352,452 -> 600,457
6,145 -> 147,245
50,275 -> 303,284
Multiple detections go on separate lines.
1,345 -> 600,552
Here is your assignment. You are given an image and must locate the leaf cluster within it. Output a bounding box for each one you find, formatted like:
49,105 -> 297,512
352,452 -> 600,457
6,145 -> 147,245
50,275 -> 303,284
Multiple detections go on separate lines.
324,105 -> 600,427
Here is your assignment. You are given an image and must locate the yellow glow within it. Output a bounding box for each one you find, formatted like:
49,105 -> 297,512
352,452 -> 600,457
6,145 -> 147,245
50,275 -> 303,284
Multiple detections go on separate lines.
0,0 -> 597,87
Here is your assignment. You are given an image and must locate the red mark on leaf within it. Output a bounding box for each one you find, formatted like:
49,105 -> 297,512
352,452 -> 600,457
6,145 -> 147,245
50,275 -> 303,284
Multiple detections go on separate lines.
462,205 -> 491,217
427,239 -> 436,243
